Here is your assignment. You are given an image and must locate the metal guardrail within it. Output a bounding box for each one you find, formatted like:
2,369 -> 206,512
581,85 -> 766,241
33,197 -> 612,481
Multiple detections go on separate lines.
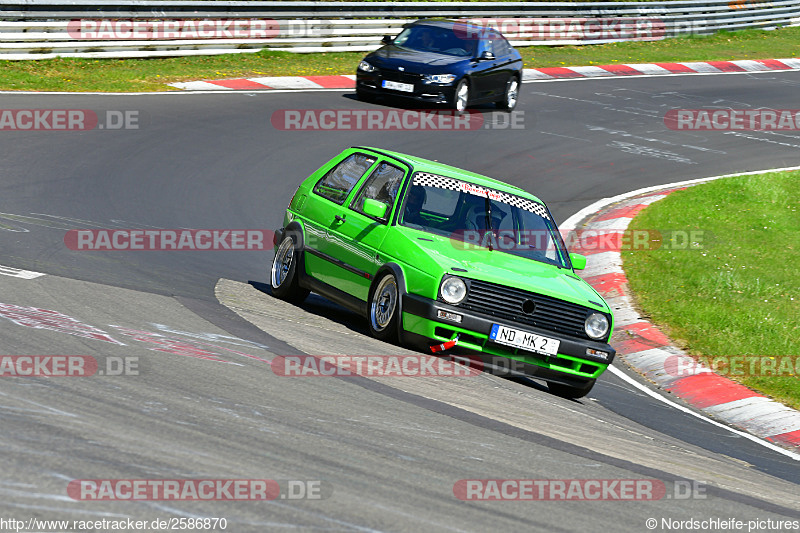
1,0 -> 798,59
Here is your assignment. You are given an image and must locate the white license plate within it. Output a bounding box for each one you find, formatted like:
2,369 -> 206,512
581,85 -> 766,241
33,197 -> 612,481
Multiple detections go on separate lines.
382,80 -> 414,93
489,324 -> 560,356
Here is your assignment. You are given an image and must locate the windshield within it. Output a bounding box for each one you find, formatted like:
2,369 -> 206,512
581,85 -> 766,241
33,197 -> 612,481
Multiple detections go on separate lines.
393,25 -> 476,57
400,173 -> 571,269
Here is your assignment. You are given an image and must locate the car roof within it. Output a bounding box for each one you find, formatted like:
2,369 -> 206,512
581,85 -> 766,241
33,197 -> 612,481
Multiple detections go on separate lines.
354,146 -> 541,203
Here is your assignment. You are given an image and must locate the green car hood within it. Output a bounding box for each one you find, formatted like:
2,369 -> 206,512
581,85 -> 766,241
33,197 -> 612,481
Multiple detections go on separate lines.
385,226 -> 608,312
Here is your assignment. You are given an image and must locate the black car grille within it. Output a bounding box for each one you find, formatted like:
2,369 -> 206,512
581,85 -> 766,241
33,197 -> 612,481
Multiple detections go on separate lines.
380,69 -> 423,84
461,279 -> 598,341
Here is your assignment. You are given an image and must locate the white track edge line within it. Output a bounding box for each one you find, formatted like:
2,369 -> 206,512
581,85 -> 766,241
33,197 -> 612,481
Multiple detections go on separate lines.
563,165 -> 800,460
607,365 -> 800,460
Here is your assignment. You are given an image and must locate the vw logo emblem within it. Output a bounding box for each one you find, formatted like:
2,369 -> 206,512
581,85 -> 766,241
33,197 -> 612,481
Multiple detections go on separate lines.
521,299 -> 536,315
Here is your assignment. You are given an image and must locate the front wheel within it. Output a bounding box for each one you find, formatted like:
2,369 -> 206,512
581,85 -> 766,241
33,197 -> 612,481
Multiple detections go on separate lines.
451,79 -> 470,114
548,380 -> 595,399
270,233 -> 309,304
356,87 -> 375,102
497,76 -> 519,111
368,272 -> 401,343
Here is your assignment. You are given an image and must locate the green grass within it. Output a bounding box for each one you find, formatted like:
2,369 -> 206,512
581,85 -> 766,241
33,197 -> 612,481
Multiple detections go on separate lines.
1,26 -> 799,92
623,172 -> 800,409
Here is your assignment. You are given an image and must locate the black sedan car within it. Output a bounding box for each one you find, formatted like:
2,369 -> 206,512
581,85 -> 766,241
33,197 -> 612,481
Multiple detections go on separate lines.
356,20 -> 523,113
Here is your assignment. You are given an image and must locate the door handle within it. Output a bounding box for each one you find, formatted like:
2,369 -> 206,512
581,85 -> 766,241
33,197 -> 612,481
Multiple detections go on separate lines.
334,214 -> 346,224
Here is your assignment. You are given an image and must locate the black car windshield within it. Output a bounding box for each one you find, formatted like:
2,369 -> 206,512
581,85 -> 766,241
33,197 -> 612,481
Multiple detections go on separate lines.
400,174 -> 571,269
393,26 -> 476,57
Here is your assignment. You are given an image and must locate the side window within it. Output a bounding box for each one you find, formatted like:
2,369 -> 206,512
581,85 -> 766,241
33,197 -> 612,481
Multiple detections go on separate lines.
351,162 -> 406,220
477,38 -> 492,58
313,153 -> 376,205
491,36 -> 511,58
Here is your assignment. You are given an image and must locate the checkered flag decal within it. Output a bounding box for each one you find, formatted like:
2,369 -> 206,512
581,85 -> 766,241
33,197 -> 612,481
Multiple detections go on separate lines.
412,172 -> 550,220
413,172 -> 462,192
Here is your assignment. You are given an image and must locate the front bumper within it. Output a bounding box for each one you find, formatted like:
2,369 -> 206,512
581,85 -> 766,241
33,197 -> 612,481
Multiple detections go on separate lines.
402,293 -> 615,384
356,72 -> 457,105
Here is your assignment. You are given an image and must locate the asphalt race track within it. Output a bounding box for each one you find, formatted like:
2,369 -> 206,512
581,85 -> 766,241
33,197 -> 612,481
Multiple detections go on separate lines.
1,70 -> 799,531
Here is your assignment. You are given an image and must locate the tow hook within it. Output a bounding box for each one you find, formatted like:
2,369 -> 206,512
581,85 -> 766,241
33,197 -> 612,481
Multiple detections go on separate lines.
430,336 -> 459,353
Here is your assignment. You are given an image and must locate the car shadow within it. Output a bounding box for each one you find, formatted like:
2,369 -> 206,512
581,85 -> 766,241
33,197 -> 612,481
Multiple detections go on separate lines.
249,280 -> 370,337
341,92 -> 502,114
249,280 -> 575,400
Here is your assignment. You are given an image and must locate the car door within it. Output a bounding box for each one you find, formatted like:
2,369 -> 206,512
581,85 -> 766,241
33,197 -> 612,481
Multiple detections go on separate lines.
489,36 -> 519,97
468,37 -> 499,100
300,151 -> 379,290
323,160 -> 409,302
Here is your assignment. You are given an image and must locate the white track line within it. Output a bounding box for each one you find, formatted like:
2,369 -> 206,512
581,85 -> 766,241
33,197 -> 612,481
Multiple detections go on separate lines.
562,166 -> 800,460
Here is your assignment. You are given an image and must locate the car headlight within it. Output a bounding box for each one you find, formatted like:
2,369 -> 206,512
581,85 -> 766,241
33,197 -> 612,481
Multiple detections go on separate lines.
585,313 -> 609,340
424,74 -> 457,84
440,277 -> 467,305
358,61 -> 377,73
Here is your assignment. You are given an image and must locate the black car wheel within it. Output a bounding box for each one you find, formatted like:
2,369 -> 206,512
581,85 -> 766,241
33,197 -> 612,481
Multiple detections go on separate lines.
270,233 -> 309,304
368,272 -> 400,342
451,79 -> 470,114
548,380 -> 595,399
497,76 -> 519,111
356,87 -> 375,103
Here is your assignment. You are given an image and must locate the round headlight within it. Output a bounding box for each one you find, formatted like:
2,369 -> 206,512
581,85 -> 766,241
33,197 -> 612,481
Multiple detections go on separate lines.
358,60 -> 377,72
585,313 -> 609,340
440,277 -> 467,305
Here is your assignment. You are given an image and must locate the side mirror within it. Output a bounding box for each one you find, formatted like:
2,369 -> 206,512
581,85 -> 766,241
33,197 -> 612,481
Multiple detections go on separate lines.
478,50 -> 495,61
381,35 -> 393,45
362,198 -> 389,219
569,253 -> 587,271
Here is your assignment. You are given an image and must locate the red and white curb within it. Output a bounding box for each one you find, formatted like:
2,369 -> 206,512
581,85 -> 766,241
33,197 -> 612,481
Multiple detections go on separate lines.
525,57 -> 800,81
168,58 -> 800,91
562,169 -> 800,455
170,74 -> 356,91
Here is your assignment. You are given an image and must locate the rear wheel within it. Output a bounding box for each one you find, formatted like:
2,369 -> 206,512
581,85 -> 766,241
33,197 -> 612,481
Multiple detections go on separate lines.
368,272 -> 400,342
548,380 -> 595,399
497,76 -> 519,111
270,233 -> 309,304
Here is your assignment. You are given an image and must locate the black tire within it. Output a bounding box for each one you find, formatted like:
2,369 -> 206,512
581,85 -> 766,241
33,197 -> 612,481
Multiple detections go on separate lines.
367,272 -> 401,343
270,233 -> 309,304
451,79 -> 470,114
356,87 -> 375,102
548,380 -> 595,399
497,76 -> 519,111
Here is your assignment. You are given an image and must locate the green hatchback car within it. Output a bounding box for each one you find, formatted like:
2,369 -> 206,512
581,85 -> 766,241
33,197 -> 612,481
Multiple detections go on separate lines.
271,147 -> 615,398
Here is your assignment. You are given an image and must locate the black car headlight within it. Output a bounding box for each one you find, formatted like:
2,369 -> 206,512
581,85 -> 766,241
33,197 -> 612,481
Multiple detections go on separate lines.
423,74 -> 457,84
585,313 -> 609,340
358,61 -> 377,73
440,277 -> 467,305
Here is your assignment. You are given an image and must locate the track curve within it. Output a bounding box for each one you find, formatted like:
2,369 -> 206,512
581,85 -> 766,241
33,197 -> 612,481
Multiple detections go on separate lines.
1,70 -> 799,530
